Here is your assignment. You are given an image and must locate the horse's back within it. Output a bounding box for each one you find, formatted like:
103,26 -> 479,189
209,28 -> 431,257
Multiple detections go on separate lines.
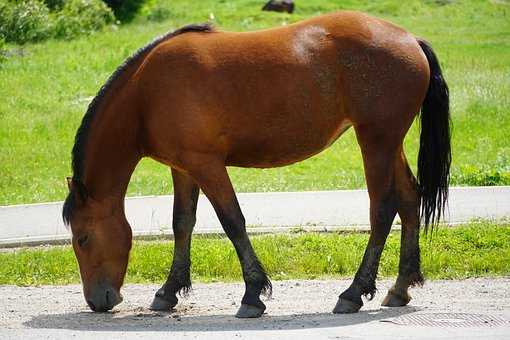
137,11 -> 429,168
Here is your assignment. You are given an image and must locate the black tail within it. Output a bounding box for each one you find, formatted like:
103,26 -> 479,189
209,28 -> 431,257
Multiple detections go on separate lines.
417,39 -> 452,232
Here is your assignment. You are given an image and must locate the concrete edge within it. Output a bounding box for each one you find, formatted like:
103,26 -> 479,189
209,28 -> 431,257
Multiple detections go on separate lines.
0,225 -> 374,248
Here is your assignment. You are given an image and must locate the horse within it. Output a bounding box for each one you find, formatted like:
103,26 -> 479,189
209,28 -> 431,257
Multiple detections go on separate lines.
63,11 -> 451,318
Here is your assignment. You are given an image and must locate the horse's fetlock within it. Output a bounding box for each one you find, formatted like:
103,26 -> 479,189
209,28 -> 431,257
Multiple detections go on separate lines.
408,271 -> 425,287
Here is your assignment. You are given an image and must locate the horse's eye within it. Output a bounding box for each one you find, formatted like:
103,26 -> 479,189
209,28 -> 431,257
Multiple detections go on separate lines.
77,234 -> 89,248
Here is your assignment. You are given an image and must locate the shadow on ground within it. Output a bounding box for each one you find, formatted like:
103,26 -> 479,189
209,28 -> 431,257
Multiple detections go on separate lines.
24,306 -> 419,332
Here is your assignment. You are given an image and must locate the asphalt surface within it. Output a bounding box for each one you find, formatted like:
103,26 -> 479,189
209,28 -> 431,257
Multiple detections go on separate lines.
1,278 -> 509,339
2,186 -> 509,247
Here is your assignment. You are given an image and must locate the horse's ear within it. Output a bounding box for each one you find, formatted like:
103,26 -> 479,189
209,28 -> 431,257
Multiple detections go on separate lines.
66,177 -> 73,191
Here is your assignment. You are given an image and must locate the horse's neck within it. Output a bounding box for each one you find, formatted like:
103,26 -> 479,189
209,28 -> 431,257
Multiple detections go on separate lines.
82,65 -> 143,204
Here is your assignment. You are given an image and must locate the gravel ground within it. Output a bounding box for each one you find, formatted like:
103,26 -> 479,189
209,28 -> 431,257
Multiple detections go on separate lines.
0,278 -> 509,339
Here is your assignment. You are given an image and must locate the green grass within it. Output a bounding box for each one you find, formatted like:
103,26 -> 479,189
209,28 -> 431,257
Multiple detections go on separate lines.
1,0 -> 509,205
0,222 -> 509,286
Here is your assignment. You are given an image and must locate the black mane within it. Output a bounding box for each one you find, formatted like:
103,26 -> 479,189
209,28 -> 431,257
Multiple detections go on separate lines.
63,23 -> 214,225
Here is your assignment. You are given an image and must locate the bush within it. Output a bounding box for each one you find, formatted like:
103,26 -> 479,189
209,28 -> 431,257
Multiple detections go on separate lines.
43,0 -> 66,11
54,0 -> 114,40
0,0 -> 115,44
102,0 -> 148,22
0,0 -> 52,44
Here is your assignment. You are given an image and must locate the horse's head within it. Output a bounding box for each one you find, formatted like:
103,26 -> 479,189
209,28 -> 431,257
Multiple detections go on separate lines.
64,178 -> 132,312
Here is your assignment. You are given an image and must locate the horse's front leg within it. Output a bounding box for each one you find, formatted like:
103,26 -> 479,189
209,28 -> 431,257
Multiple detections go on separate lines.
151,168 -> 199,310
187,156 -> 272,318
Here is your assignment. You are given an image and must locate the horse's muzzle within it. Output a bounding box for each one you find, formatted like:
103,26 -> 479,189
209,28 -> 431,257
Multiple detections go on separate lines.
86,283 -> 123,312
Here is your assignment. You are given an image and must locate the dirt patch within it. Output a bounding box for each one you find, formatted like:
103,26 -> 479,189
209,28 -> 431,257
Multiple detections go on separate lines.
1,277 -> 509,333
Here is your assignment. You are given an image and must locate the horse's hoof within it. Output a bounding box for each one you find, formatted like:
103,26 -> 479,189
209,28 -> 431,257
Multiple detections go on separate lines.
333,298 -> 362,314
149,295 -> 178,311
235,304 -> 265,318
381,291 -> 410,307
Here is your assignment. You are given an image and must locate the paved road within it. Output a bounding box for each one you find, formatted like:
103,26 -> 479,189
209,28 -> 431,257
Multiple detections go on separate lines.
1,278 -> 509,339
1,186 -> 509,247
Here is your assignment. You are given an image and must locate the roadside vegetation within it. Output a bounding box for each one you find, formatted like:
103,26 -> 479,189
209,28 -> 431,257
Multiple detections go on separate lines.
0,222 -> 508,285
0,0 -> 114,44
1,0 -> 509,205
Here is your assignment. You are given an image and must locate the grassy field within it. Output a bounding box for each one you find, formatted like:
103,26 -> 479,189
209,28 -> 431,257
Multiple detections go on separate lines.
1,0 -> 509,205
0,222 -> 508,285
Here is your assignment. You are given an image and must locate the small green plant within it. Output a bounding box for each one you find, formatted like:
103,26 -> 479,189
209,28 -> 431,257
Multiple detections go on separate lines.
43,0 -> 66,11
146,4 -> 171,23
0,38 -> 7,66
452,165 -> 510,187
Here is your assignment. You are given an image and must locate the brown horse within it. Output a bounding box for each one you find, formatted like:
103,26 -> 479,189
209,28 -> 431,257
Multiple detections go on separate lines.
63,11 -> 451,318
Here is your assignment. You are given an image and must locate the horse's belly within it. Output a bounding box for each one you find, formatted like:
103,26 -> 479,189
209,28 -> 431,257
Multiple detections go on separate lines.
225,118 -> 351,168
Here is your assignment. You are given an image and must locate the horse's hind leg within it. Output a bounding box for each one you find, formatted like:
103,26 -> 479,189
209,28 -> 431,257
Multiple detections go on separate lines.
382,152 -> 424,307
334,125 -> 399,313
151,168 -> 199,311
186,157 -> 271,318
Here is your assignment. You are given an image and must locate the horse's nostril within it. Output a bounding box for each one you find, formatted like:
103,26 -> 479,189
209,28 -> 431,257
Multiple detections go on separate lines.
87,300 -> 96,311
